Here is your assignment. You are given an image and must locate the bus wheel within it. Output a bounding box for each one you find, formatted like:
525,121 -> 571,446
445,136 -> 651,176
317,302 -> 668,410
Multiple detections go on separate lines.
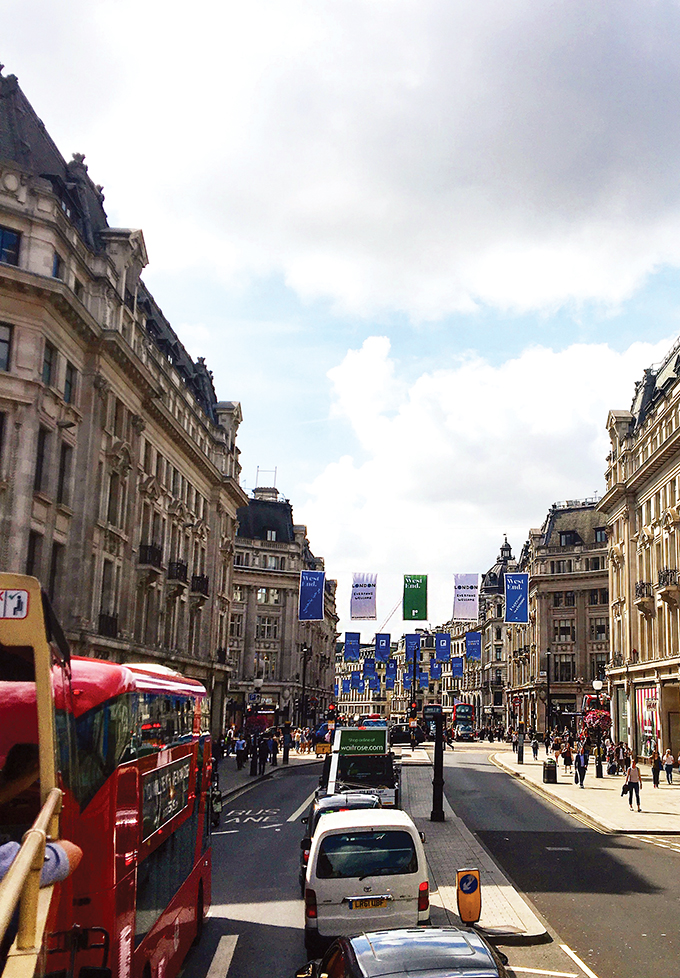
193,882 -> 204,946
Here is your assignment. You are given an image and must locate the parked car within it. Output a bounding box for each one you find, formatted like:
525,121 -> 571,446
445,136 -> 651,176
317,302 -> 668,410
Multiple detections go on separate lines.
295,927 -> 509,978
389,723 -> 425,747
303,809 -> 429,955
299,793 -> 382,892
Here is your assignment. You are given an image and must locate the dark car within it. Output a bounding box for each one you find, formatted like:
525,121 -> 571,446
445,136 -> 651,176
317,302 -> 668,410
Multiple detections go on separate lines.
294,927 -> 509,978
389,723 -> 425,747
298,792 -> 382,891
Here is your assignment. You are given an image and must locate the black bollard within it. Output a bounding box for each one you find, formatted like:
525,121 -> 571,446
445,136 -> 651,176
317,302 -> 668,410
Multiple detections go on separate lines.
430,713 -> 445,822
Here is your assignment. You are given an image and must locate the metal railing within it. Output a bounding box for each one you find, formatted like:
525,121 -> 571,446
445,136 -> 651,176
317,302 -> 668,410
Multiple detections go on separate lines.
658,568 -> 679,587
190,574 -> 209,596
167,560 -> 188,583
635,581 -> 654,598
138,543 -> 163,568
97,612 -> 118,638
0,788 -> 63,966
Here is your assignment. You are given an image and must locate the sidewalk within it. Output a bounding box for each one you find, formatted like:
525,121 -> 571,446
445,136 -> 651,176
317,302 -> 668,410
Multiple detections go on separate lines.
216,748 -> 322,800
492,748 -> 680,835
399,747 -> 547,944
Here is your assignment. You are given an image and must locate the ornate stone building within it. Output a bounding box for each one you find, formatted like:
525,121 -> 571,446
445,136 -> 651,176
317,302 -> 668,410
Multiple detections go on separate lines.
599,338 -> 680,756
478,537 -> 516,728
229,487 -> 338,728
509,500 -> 609,733
0,70 -> 247,733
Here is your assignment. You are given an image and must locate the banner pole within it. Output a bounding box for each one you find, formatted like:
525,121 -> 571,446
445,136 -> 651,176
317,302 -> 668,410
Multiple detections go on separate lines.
378,599 -> 401,633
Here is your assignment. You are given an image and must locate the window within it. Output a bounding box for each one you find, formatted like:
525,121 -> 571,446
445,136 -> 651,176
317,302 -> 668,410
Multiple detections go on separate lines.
586,557 -> 600,571
64,361 -> 76,404
113,398 -> 125,439
52,252 -> 64,279
265,529 -> 277,541
42,341 -> 56,386
229,613 -> 243,639
257,587 -> 267,604
107,472 -> 120,525
495,649 -> 502,661
554,619 -> 575,643
56,443 -> 73,505
234,552 -> 249,567
594,528 -> 607,543
600,588 -> 609,605
256,616 -> 279,639
0,413 -> 5,465
590,652 -> 608,681
0,323 -> 11,371
266,554 -> 284,570
564,591 -> 575,607
34,427 -> 50,492
590,617 -> 609,641
589,589 -> 599,605
560,531 -> 578,546
74,278 -> 84,300
48,542 -> 64,601
553,653 -> 576,683
316,829 -> 417,879
553,592 -> 563,607
0,225 -> 20,266
495,627 -> 502,640
232,584 -> 244,603
25,531 -> 43,577
551,559 -> 572,574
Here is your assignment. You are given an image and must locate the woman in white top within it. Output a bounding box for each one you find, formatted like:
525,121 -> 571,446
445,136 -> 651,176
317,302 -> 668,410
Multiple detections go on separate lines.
663,749 -> 675,784
625,757 -> 643,811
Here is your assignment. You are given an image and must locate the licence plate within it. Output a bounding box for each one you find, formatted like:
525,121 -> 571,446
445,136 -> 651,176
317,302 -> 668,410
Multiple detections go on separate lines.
348,897 -> 388,910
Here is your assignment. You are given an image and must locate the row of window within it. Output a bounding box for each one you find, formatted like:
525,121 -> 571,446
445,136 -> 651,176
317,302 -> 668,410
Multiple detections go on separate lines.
234,551 -> 286,570
552,588 -> 609,607
34,427 -> 74,504
553,617 -> 609,643
558,528 -> 607,547
228,612 -> 280,640
551,652 -> 609,683
1,323 -> 78,404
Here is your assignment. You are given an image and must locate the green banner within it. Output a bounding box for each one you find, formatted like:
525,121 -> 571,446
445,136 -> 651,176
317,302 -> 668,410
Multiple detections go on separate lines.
403,574 -> 427,620
338,728 -> 388,754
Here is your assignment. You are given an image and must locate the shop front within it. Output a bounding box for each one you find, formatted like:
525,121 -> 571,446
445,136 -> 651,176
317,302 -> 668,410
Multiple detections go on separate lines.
634,684 -> 660,757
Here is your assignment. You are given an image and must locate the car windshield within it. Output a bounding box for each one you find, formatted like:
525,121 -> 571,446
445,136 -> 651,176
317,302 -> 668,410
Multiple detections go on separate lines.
337,754 -> 393,787
317,830 -> 417,879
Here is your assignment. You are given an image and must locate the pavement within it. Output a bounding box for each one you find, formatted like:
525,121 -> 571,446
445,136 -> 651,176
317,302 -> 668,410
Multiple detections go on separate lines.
398,745 -> 548,944
216,747 -> 322,800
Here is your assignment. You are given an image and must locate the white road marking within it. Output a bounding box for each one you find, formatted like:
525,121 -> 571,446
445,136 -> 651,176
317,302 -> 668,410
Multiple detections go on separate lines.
260,822 -> 283,830
560,943 -> 602,978
288,789 -> 317,822
545,847 -> 573,852
212,829 -> 240,835
511,968 -> 577,977
206,935 -> 238,978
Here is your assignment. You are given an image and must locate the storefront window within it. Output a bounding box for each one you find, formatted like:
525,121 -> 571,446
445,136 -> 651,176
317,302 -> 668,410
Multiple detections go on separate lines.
634,686 -> 659,757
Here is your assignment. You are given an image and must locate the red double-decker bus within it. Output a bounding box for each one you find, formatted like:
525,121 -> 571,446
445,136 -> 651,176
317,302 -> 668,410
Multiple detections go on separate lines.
0,574 -> 212,978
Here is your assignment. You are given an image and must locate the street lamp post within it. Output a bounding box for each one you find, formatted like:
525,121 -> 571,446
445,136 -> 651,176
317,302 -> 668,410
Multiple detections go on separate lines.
545,647 -> 552,735
299,643 -> 311,727
593,678 -> 604,778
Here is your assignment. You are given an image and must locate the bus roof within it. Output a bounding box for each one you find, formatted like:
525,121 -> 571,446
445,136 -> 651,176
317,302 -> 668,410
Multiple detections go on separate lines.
68,657 -> 207,717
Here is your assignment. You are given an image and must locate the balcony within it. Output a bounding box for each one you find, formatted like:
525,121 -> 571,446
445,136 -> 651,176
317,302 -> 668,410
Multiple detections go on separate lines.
658,568 -> 680,606
634,580 -> 655,617
98,612 -> 118,639
167,560 -> 189,584
191,574 -> 210,597
139,543 -> 163,569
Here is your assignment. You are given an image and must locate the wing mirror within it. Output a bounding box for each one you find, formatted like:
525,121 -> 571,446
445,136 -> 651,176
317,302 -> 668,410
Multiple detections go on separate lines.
419,831 -> 426,843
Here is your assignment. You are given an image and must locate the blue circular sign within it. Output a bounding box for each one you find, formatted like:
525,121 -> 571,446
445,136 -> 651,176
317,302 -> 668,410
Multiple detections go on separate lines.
459,873 -> 479,894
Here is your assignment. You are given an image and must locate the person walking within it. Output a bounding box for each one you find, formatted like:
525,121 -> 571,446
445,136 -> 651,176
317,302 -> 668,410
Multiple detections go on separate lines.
561,743 -> 573,776
270,733 -> 279,766
544,730 -> 551,756
651,750 -> 662,788
258,736 -> 269,776
511,730 -> 518,753
663,749 -> 675,784
531,735 -> 539,760
625,756 -> 643,811
235,733 -> 247,770
574,745 -> 588,788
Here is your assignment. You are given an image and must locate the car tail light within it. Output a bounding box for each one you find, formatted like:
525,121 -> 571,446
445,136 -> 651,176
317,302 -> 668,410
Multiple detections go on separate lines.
303,849 -> 310,864
418,881 -> 429,912
305,888 -> 317,918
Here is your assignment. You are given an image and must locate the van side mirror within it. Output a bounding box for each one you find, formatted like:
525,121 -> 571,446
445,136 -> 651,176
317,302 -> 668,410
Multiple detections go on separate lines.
419,831 -> 426,843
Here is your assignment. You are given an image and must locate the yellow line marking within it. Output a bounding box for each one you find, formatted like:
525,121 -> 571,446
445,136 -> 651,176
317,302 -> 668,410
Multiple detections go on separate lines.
560,943 -> 601,978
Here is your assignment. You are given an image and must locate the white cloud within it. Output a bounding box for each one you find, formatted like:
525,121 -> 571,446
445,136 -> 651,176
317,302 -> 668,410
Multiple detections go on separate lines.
300,335 -> 673,634
8,0 -> 680,318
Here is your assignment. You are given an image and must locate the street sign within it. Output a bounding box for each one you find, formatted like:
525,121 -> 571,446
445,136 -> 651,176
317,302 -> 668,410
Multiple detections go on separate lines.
315,743 -> 332,755
456,868 -> 481,924
409,719 -> 418,728
423,704 -> 443,718
248,692 -> 260,703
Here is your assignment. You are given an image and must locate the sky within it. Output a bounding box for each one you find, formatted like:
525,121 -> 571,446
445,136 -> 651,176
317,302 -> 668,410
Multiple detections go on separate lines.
6,0 -> 680,637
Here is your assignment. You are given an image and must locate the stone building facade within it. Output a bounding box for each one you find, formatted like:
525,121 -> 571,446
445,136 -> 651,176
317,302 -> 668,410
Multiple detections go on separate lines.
229,487 -> 338,728
478,537 -> 517,728
509,500 -> 609,733
0,70 -> 247,733
599,337 -> 680,757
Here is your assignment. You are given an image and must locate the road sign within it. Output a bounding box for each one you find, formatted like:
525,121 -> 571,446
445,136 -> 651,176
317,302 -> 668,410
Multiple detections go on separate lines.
423,704 -> 443,718
456,868 -> 481,924
409,719 -> 418,728
315,743 -> 332,755
248,692 -> 260,703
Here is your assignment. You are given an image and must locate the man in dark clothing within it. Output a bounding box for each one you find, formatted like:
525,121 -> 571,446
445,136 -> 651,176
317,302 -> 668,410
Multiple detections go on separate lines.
258,737 -> 269,775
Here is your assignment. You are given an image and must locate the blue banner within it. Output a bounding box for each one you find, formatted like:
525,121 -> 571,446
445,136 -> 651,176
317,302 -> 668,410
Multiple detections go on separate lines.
342,678 -> 350,694
418,671 -> 429,689
344,631 -> 361,662
386,659 -> 397,678
350,671 -> 362,690
368,674 -> 380,691
405,633 -> 421,664
504,572 -> 529,624
430,661 -> 442,680
375,633 -> 391,662
403,674 -> 412,690
298,570 -> 325,621
385,676 -> 395,691
362,657 -> 376,676
465,631 -> 482,659
435,632 -> 451,662
334,683 -> 339,697
451,656 -> 464,677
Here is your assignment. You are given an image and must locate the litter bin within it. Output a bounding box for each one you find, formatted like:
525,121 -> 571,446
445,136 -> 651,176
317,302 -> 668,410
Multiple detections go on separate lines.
543,758 -> 557,784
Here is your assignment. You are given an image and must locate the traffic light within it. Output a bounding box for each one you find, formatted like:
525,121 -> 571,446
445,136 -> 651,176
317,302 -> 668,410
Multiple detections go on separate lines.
327,703 -> 337,720
409,701 -> 418,719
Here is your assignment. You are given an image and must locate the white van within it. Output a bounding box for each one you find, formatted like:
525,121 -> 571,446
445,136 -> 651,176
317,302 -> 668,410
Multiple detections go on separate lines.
303,809 -> 429,955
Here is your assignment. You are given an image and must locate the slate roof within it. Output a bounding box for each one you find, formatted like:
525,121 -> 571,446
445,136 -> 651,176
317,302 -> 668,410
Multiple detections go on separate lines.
236,494 -> 296,544
0,69 -> 220,425
481,537 -> 514,594
540,503 -> 603,548
629,336 -> 680,429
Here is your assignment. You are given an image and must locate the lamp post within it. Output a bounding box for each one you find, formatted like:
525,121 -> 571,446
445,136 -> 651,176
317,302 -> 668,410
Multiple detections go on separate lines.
299,643 -> 312,727
592,678 -> 604,778
545,647 -> 552,735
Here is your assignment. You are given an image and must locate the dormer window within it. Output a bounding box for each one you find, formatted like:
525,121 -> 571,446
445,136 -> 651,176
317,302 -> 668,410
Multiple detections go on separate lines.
266,529 -> 277,541
560,531 -> 578,546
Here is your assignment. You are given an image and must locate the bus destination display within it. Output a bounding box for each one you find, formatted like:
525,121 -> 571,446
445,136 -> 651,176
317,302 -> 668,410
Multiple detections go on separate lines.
142,756 -> 191,840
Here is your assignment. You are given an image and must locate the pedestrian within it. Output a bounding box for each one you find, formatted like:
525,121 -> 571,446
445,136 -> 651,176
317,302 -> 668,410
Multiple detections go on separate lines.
574,745 -> 588,788
561,743 -> 573,775
235,733 -> 246,770
651,750 -> 662,788
544,730 -> 551,756
225,727 -> 234,757
625,756 -> 643,811
270,733 -> 279,766
663,749 -> 675,784
531,735 -> 539,760
258,736 -> 269,776
511,730 -> 518,753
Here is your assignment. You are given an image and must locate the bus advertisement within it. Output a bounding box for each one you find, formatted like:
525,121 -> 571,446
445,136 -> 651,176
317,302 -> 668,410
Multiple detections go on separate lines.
0,574 -> 212,978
